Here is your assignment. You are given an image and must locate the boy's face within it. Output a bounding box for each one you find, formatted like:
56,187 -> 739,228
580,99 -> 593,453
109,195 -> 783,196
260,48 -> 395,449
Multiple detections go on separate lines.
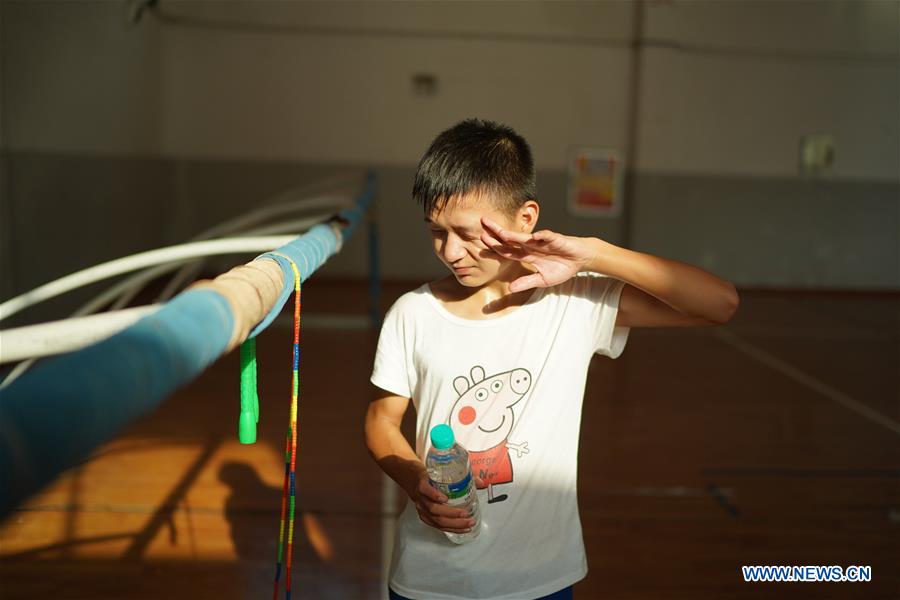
424,192 -> 527,287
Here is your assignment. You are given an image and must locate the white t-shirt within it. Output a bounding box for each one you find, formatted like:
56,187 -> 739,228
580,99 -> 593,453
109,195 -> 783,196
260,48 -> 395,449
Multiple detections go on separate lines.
370,272 -> 630,600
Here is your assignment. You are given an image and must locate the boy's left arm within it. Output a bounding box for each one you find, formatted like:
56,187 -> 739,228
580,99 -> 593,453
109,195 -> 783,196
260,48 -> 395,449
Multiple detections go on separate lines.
480,218 -> 739,328
584,238 -> 739,328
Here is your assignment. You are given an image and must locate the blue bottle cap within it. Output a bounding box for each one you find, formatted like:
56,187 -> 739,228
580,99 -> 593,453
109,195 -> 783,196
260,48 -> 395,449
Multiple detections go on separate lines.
430,424 -> 455,450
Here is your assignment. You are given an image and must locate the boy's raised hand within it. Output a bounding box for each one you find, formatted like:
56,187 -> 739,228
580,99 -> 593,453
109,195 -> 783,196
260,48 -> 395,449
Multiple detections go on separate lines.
481,217 -> 595,292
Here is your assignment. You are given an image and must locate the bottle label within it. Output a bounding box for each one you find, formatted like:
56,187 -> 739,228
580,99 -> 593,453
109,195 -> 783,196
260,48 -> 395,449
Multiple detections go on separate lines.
433,472 -> 473,500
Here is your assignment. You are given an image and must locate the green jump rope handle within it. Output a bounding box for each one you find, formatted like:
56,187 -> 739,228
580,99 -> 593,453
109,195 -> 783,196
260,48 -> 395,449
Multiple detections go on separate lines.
239,337 -> 259,444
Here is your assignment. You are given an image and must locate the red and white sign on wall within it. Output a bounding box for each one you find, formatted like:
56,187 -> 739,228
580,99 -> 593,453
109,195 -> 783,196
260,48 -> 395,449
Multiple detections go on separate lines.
566,148 -> 624,218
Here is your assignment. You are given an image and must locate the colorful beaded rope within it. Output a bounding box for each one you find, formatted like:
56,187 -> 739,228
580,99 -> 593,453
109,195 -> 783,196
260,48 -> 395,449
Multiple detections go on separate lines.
238,254 -> 302,600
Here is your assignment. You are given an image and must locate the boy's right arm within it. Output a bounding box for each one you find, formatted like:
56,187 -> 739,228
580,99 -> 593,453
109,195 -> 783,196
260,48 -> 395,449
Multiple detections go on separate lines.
364,386 -> 477,535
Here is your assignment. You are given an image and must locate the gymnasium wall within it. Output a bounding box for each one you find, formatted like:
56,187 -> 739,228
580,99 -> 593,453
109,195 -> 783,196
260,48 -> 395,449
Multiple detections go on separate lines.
0,0 -> 168,320
2,0 -> 898,323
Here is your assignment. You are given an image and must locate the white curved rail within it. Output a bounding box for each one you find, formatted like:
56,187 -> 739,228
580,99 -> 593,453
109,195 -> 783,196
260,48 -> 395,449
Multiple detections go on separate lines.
95,194 -> 354,312
0,236 -> 295,323
0,306 -> 159,364
108,215 -> 333,311
1,210 -> 349,385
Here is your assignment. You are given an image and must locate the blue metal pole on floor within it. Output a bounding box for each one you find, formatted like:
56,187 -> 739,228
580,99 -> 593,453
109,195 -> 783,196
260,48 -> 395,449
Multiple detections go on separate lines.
367,183 -> 383,331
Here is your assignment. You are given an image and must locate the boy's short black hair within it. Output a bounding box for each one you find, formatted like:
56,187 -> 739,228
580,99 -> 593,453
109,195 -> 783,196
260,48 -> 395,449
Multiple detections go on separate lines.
413,118 -> 536,216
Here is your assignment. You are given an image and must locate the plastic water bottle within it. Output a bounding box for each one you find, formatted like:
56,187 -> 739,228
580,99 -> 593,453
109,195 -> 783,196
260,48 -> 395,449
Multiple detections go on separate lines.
426,424 -> 482,544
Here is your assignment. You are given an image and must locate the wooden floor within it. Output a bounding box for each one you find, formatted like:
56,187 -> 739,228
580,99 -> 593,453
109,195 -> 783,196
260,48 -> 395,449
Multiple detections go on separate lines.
1,283 -> 897,599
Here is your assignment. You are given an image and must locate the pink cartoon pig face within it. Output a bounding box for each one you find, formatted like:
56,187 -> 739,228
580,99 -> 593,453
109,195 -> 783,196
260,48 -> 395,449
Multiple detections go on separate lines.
449,366 -> 532,451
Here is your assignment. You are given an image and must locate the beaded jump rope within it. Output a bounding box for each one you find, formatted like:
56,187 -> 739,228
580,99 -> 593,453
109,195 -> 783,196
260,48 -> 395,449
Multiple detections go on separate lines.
238,254 -> 302,600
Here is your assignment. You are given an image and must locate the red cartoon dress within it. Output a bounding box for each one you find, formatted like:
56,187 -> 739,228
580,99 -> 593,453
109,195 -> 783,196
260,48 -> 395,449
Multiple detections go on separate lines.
469,440 -> 513,487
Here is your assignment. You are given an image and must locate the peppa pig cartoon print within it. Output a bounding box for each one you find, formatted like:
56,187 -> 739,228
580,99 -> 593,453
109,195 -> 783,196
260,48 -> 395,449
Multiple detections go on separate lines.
447,365 -> 531,504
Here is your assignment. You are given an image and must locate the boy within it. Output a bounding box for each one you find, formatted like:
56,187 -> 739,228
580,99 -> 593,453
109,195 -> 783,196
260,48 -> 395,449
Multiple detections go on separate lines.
365,119 -> 738,600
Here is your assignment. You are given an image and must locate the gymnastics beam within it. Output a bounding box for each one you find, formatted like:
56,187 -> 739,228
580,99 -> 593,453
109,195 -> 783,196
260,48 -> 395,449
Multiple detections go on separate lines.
0,173 -> 376,519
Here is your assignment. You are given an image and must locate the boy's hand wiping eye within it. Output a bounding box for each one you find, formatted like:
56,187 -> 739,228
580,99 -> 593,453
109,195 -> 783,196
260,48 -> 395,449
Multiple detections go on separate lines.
480,217 -> 595,292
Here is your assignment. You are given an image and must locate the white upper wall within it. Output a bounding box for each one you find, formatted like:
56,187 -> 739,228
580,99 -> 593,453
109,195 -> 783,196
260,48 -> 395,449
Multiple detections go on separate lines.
2,0 -> 162,154
645,0 -> 898,56
161,0 -> 632,43
160,0 -> 633,169
638,48 -> 898,179
638,0 -> 899,179
158,0 -> 898,180
4,1 -> 897,180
